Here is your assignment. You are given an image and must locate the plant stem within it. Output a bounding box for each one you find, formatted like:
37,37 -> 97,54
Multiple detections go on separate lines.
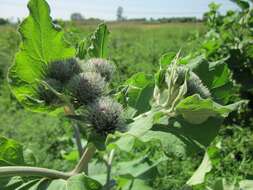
0,166 -> 71,180
64,106 -> 84,158
106,149 -> 115,184
73,124 -> 83,157
71,144 -> 96,175
0,144 -> 96,179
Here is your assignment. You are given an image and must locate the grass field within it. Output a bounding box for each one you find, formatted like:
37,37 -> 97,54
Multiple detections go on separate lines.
65,22 -> 205,83
0,22 -> 252,189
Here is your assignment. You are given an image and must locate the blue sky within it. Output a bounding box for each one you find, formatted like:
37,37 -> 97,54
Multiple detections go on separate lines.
0,0 -> 238,21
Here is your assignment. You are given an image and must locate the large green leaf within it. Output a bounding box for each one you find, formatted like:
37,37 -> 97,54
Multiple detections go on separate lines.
187,152 -> 212,186
116,177 -> 153,190
114,156 -> 166,178
8,0 -> 75,114
159,52 -> 176,68
175,94 -> 239,124
187,56 -> 234,104
11,175 -> 102,190
126,110 -> 158,137
119,72 -> 154,115
109,100 -> 225,157
139,116 -> 222,157
231,0 -> 250,10
86,23 -> 110,58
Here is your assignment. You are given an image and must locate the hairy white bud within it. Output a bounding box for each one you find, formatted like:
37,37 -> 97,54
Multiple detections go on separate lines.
87,97 -> 125,136
67,72 -> 106,105
83,58 -> 115,81
187,71 -> 211,99
168,66 -> 211,99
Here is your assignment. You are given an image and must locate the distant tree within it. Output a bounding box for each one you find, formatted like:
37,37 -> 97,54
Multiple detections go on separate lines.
0,18 -> 9,25
71,13 -> 84,21
116,6 -> 124,21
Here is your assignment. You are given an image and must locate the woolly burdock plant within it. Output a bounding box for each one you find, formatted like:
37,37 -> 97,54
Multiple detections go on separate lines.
67,72 -> 106,105
86,96 -> 125,136
83,58 -> 115,81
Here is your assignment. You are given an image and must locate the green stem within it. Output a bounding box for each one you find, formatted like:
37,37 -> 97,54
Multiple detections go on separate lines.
73,124 -> 83,157
0,144 -> 96,179
106,149 -> 115,184
71,144 -> 96,175
0,166 -> 71,180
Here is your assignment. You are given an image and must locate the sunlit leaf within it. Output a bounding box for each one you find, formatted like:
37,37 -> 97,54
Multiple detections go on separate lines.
8,0 -> 75,114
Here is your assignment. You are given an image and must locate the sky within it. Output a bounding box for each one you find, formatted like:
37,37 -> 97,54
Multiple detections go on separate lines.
0,0 -> 238,21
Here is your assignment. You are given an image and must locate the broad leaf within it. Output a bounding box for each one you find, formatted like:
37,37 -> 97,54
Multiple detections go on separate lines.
139,116 -> 222,157
126,110 -> 158,137
187,152 -> 212,186
8,0 -> 75,114
16,174 -> 102,190
175,94 -> 239,124
187,56 -> 234,104
116,177 -> 153,190
159,52 -> 176,68
109,97 -> 226,157
115,155 -> 166,178
119,72 -> 154,115
86,23 -> 110,58
231,0 -> 250,10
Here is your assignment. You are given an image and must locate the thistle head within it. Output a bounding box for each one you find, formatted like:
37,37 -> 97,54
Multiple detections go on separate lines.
83,58 -> 115,81
166,65 -> 211,99
37,78 -> 63,105
67,72 -> 106,105
47,58 -> 82,83
86,97 -> 125,136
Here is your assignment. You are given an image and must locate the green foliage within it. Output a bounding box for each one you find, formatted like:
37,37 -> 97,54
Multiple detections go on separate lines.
0,0 -> 252,189
0,136 -> 24,166
176,94 -> 240,124
200,0 -> 253,124
116,72 -> 154,116
77,23 -> 110,59
8,0 -> 75,114
21,175 -> 102,190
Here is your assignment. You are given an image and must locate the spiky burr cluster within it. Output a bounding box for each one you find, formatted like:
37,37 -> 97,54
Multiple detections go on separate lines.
86,97 -> 125,136
82,58 -> 115,81
67,72 -> 106,105
38,58 -> 124,136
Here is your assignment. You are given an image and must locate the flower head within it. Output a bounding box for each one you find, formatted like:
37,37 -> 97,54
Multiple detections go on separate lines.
86,97 -> 125,136
83,58 -> 115,81
47,58 -> 82,83
67,72 -> 106,105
